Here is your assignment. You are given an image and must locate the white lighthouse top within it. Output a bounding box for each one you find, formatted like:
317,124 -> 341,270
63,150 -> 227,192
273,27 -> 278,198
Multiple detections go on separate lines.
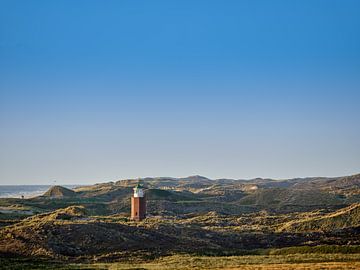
133,183 -> 144,197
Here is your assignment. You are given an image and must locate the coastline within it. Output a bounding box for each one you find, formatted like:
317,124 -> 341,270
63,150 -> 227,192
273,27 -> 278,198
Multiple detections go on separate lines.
0,185 -> 80,199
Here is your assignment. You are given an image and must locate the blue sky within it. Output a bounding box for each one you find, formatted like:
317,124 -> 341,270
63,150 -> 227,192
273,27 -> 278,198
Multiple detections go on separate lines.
1,0 -> 359,184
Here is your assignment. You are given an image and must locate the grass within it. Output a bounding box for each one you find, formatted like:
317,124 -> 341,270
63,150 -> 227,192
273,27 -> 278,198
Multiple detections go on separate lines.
268,245 -> 360,255
1,253 -> 360,269
76,254 -> 360,269
185,245 -> 360,257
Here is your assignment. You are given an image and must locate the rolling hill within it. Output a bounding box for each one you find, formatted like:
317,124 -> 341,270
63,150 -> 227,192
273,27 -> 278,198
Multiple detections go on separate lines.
279,203 -> 360,232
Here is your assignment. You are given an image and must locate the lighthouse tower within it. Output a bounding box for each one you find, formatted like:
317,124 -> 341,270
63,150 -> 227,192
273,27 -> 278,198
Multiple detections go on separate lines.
131,183 -> 146,221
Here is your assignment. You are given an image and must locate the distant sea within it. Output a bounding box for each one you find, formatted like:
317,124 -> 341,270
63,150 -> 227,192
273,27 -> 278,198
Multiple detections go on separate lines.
0,185 -> 80,198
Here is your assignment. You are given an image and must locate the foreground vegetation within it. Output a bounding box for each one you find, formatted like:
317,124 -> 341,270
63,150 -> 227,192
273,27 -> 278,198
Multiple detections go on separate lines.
82,254 -> 360,270
1,253 -> 360,269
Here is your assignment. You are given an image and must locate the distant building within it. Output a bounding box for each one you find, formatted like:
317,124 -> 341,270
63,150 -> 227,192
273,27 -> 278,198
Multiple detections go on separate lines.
131,183 -> 146,221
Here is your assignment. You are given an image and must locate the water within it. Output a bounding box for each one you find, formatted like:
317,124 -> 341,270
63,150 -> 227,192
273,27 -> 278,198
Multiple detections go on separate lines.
0,185 -> 80,198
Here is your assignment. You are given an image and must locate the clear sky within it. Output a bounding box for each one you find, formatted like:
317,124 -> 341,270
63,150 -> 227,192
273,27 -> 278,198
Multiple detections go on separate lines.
0,0 -> 359,184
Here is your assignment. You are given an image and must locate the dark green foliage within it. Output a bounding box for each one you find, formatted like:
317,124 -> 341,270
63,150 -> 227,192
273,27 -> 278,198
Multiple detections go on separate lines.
0,257 -> 83,270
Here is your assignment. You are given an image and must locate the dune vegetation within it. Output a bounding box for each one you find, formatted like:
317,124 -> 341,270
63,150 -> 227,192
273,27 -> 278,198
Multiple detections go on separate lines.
0,174 -> 359,269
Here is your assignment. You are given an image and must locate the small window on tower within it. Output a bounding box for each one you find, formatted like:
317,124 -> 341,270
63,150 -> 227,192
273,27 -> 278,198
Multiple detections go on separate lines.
135,212 -> 137,215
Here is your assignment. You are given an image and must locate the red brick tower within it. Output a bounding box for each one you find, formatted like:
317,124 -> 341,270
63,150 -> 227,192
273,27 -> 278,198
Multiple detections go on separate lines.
131,183 -> 146,221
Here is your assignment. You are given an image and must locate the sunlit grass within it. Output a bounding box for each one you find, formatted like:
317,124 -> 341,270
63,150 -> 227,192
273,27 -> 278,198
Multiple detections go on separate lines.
3,253 -> 359,270
74,254 -> 360,269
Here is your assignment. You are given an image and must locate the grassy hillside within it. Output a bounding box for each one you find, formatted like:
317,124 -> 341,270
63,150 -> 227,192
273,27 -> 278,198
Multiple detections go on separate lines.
0,174 -> 359,267
43,186 -> 77,198
1,173 -> 360,221
279,203 -> 360,232
1,204 -> 359,261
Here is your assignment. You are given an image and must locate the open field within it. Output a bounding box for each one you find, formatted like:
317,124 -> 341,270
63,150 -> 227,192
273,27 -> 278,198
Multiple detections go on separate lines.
1,254 -> 360,269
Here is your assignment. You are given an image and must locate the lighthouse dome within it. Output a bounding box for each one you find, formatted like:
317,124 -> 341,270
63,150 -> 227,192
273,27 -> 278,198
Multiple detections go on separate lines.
133,183 -> 144,197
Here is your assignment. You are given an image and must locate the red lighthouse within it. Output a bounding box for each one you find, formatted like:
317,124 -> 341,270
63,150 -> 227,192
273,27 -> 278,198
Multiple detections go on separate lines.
131,183 -> 146,221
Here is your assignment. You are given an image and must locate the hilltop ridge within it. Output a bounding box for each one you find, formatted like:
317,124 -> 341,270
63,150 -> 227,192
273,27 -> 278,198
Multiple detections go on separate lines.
43,186 -> 77,198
